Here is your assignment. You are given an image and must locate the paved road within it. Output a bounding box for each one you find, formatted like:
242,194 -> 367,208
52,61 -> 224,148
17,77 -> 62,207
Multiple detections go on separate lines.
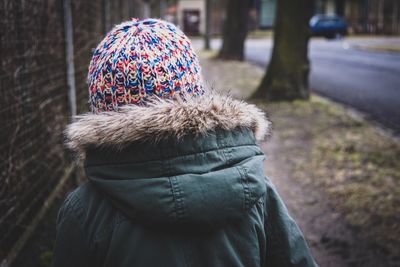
195,38 -> 400,134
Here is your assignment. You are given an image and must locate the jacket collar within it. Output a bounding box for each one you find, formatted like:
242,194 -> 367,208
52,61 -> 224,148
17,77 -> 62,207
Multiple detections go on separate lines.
65,92 -> 271,159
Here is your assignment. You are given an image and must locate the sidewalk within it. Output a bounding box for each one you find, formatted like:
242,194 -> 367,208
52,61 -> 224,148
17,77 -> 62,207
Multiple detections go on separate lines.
199,51 -> 400,267
345,37 -> 400,53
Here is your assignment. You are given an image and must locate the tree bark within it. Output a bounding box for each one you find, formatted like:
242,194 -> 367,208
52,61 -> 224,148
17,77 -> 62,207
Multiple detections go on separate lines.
217,0 -> 250,61
252,0 -> 314,101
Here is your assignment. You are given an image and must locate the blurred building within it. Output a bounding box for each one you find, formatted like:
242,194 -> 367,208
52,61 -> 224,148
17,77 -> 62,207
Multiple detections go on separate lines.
175,0 -> 262,35
176,0 -> 205,34
175,0 -> 227,35
258,0 -> 276,28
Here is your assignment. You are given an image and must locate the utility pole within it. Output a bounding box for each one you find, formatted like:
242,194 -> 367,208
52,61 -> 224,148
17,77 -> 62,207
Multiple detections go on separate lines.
205,0 -> 211,50
63,0 -> 77,119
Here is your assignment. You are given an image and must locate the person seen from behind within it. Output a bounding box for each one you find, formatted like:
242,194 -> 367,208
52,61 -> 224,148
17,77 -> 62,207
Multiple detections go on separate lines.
52,18 -> 318,267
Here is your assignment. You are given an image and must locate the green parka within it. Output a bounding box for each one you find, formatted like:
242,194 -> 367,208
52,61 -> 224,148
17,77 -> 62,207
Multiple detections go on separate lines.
53,93 -> 318,267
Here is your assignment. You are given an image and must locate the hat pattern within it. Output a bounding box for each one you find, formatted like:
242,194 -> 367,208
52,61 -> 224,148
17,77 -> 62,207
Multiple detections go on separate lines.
88,18 -> 203,112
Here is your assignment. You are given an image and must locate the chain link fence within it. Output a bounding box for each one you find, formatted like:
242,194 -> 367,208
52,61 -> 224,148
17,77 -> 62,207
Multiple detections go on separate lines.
0,0 -> 132,264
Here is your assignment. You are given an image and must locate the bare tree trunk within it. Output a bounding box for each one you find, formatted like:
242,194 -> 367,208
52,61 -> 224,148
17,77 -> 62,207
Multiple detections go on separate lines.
252,0 -> 313,101
218,0 -> 250,61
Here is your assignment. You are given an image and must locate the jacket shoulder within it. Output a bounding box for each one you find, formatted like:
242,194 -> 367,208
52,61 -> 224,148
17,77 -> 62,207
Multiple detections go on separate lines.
262,177 -> 319,267
59,182 -> 97,219
58,182 -> 121,246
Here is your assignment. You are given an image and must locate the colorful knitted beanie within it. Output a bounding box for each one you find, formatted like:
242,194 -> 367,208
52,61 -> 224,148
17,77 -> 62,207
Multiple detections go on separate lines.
88,18 -> 204,112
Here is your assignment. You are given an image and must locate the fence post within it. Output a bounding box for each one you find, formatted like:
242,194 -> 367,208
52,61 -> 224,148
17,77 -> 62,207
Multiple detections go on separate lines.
205,0 -> 211,50
63,0 -> 77,118
102,0 -> 111,33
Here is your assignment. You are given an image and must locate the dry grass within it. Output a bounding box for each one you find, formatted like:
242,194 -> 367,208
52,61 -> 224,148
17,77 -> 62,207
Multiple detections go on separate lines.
247,30 -> 273,39
198,50 -> 263,99
258,98 -> 400,255
352,44 -> 400,53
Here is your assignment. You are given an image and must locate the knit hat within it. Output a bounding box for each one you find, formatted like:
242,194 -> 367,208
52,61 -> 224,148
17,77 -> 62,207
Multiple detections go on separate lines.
88,18 -> 204,113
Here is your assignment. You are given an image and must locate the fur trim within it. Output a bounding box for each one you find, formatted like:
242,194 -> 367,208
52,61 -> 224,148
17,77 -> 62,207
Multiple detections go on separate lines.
65,92 -> 271,157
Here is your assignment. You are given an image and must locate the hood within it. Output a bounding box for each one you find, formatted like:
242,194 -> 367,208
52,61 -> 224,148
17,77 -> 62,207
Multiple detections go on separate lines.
65,92 -> 271,227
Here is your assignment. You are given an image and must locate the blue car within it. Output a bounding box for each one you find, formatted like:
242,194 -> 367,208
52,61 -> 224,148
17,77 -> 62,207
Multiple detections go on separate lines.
310,15 -> 348,39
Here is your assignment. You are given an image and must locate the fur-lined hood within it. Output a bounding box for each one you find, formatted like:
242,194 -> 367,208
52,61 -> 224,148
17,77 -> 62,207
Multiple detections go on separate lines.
65,92 -> 271,158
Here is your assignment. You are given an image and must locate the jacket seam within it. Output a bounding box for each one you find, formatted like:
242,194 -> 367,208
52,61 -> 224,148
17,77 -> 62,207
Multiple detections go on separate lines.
236,165 -> 251,211
69,211 -> 93,252
169,176 -> 186,221
64,191 -> 86,227
85,143 -> 259,168
93,212 -> 126,243
168,176 -> 178,221
60,192 -> 93,250
217,130 -> 229,165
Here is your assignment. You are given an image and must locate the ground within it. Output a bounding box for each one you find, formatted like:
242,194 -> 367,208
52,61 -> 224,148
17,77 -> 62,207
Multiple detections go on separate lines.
259,99 -> 400,267
200,52 -> 400,267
